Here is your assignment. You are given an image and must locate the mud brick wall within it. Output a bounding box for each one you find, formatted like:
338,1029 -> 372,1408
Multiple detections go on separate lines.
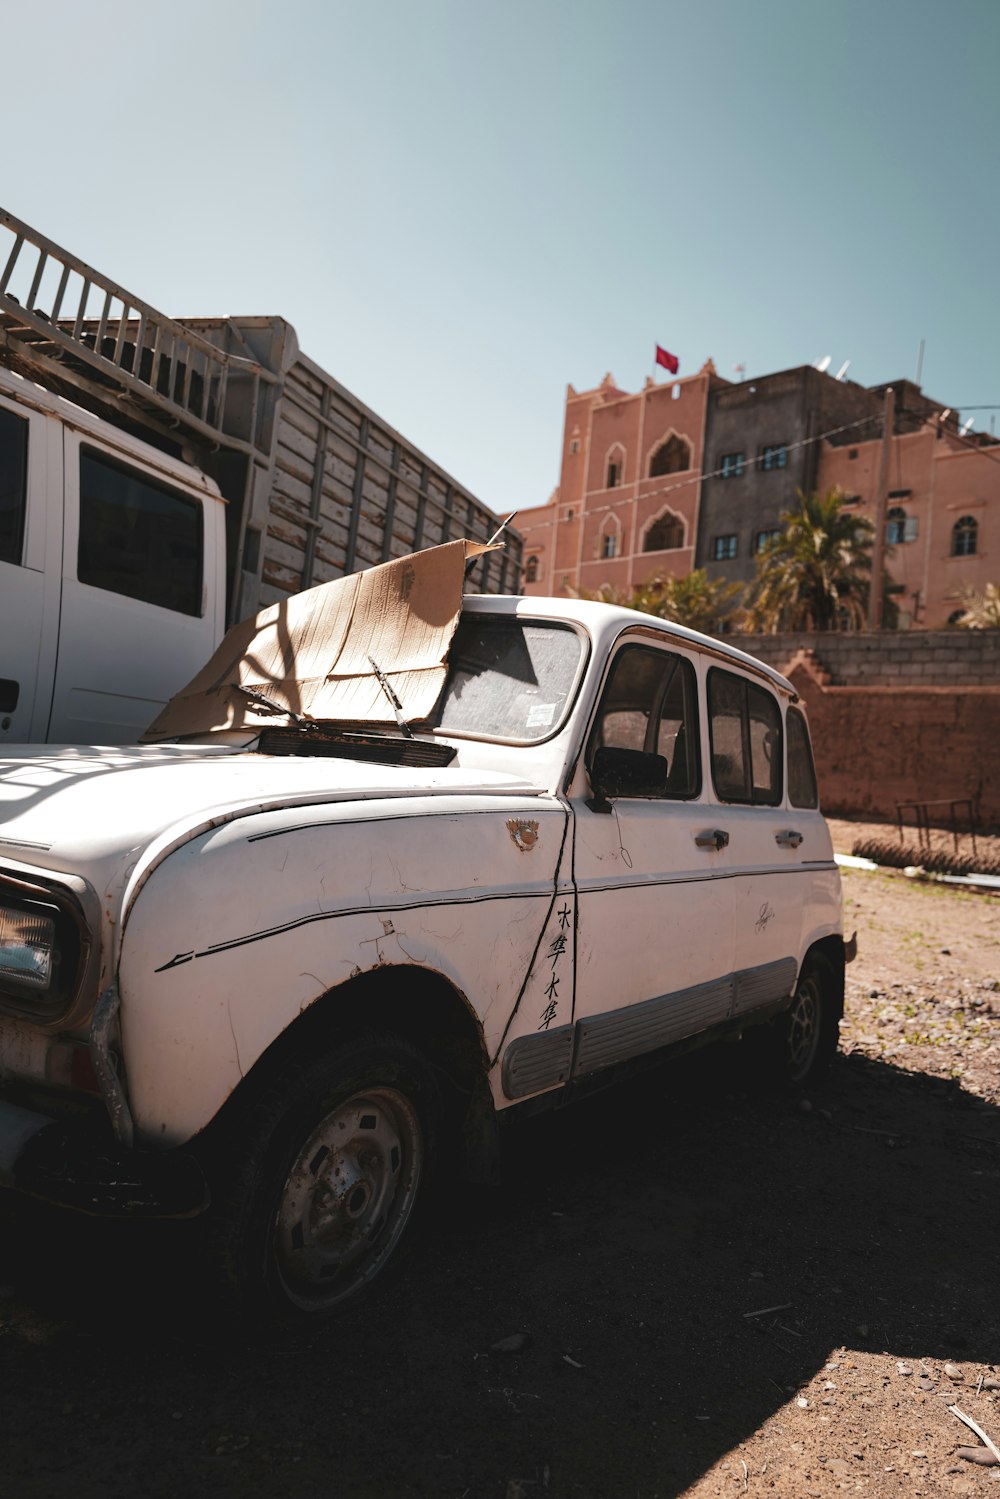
785,655 -> 1000,830
730,630 -> 1000,688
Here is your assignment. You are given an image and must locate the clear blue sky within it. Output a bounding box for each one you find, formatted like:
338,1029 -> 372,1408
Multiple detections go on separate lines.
4,0 -> 998,518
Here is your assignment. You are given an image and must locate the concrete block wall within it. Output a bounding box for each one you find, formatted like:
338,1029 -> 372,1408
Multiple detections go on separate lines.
728,629 -> 1000,688
784,655 -> 1000,830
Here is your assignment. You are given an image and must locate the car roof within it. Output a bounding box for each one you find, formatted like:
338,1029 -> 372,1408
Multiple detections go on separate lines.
461,593 -> 797,698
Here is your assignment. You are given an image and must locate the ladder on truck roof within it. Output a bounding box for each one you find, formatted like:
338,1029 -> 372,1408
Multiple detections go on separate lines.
0,207 -> 279,462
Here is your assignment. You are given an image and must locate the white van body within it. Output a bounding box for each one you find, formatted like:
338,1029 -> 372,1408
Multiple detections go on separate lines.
0,366 -> 226,746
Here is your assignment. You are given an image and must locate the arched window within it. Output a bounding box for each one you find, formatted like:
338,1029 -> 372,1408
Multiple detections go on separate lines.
952,516 -> 978,556
606,446 -> 625,489
525,555 -> 539,583
601,530 -> 618,559
644,512 -> 684,552
649,434 -> 691,477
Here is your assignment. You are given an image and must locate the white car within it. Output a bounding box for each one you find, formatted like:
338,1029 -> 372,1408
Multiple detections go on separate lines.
0,543 -> 848,1315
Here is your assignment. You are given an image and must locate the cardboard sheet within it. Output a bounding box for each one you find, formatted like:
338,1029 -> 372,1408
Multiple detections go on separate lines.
142,540 -> 493,742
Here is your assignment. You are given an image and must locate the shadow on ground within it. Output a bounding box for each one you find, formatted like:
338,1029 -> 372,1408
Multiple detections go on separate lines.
1,1044 -> 997,1497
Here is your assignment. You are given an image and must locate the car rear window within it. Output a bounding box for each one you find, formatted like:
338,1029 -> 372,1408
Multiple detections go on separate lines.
708,668 -> 783,805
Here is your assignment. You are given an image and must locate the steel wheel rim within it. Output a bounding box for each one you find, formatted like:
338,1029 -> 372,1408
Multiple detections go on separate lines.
272,1086 -> 423,1310
786,974 -> 822,1082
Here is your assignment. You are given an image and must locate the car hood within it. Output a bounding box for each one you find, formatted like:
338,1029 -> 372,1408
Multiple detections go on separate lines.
0,741 -> 542,883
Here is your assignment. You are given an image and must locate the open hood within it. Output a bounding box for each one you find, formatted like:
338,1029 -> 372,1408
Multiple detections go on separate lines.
143,540 -> 493,742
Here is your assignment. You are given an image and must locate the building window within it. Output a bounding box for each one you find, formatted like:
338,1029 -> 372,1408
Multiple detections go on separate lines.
713,534 -> 738,561
649,434 -> 691,477
759,443 -> 788,471
606,446 -> 625,489
570,438 -> 580,455
886,507 -> 918,544
755,528 -> 781,554
952,515 -> 978,556
848,448 -> 859,460
525,556 -> 539,583
840,493 -> 861,507
720,452 -> 745,478
601,531 -> 618,560
644,513 -> 684,552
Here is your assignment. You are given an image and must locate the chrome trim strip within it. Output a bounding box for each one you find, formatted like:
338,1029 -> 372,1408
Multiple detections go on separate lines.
501,955 -> 798,1100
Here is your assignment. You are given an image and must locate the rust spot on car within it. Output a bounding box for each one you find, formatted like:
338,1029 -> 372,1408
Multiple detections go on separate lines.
506,818 -> 539,853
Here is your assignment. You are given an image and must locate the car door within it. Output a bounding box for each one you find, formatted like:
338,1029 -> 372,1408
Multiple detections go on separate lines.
704,666 -> 804,1015
570,638 -> 736,1079
0,394 -> 62,745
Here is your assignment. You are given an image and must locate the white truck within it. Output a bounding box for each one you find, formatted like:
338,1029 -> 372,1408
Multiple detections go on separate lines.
0,207 -> 521,745
0,541 -> 849,1317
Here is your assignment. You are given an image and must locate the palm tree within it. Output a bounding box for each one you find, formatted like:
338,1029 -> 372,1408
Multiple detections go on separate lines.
741,489 -> 889,632
953,582 -> 1000,628
569,568 -> 744,634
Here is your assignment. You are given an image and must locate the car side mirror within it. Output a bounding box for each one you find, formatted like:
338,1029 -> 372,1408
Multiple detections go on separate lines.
587,746 -> 667,813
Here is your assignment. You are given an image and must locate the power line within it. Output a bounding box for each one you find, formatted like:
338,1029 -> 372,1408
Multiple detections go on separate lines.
518,410 -> 884,535
518,400 -> 1000,538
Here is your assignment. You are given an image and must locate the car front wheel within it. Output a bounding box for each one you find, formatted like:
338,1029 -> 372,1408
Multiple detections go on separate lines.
210,1032 -> 439,1318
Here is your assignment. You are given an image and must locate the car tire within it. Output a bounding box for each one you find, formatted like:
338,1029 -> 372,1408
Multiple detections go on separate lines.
208,1031 -> 440,1318
745,951 -> 840,1088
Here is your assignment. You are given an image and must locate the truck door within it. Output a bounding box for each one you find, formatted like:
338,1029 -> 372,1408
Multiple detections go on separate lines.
0,396 -> 62,745
48,432 -> 221,744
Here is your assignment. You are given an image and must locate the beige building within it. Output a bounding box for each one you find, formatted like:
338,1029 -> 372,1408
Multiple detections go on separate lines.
523,363 -> 998,629
521,363 -> 720,597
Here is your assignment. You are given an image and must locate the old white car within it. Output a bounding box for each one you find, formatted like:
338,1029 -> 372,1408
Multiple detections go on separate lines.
0,541 -> 847,1315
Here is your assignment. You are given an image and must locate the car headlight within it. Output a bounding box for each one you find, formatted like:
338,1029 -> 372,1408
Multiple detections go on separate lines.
0,904 -> 57,991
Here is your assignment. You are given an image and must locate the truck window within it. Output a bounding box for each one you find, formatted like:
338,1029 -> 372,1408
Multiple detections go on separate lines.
708,668 -> 783,805
77,447 -> 203,616
588,645 -> 700,798
787,706 -> 819,808
0,406 -> 28,567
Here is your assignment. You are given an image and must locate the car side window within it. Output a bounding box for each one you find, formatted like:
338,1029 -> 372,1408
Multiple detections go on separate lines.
787,706 -> 819,808
588,644 -> 700,798
708,668 -> 783,805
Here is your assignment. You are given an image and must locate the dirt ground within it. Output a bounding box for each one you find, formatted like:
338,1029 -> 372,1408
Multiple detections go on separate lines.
1,821 -> 999,1499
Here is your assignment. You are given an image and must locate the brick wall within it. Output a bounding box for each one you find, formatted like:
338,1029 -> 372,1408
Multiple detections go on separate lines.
784,653 -> 1000,830
730,629 -> 1000,687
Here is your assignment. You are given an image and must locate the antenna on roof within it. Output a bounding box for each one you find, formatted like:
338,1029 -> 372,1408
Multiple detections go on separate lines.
835,360 -> 851,381
815,355 -> 832,373
960,417 -> 974,436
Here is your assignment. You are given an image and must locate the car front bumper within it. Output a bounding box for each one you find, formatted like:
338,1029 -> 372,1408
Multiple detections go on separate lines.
0,1097 -> 210,1219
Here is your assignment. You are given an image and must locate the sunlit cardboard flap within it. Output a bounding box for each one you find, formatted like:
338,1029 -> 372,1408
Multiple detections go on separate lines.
142,540 -> 494,741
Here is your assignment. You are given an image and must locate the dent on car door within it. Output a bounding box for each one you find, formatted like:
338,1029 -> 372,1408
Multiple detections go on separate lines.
567,642 -> 737,1080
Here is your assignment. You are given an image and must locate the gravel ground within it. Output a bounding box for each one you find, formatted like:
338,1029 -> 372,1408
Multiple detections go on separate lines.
0,821 -> 997,1498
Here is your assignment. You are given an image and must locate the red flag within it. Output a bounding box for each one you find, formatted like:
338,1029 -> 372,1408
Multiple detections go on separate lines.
655,344 -> 679,374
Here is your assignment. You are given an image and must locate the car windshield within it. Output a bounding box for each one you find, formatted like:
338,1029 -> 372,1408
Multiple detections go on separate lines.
434,615 -> 584,742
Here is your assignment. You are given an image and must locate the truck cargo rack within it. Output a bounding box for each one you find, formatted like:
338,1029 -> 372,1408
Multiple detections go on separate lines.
0,207 -> 278,462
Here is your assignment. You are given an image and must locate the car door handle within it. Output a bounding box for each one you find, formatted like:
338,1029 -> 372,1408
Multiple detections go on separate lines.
775,829 -> 804,849
695,828 -> 730,850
